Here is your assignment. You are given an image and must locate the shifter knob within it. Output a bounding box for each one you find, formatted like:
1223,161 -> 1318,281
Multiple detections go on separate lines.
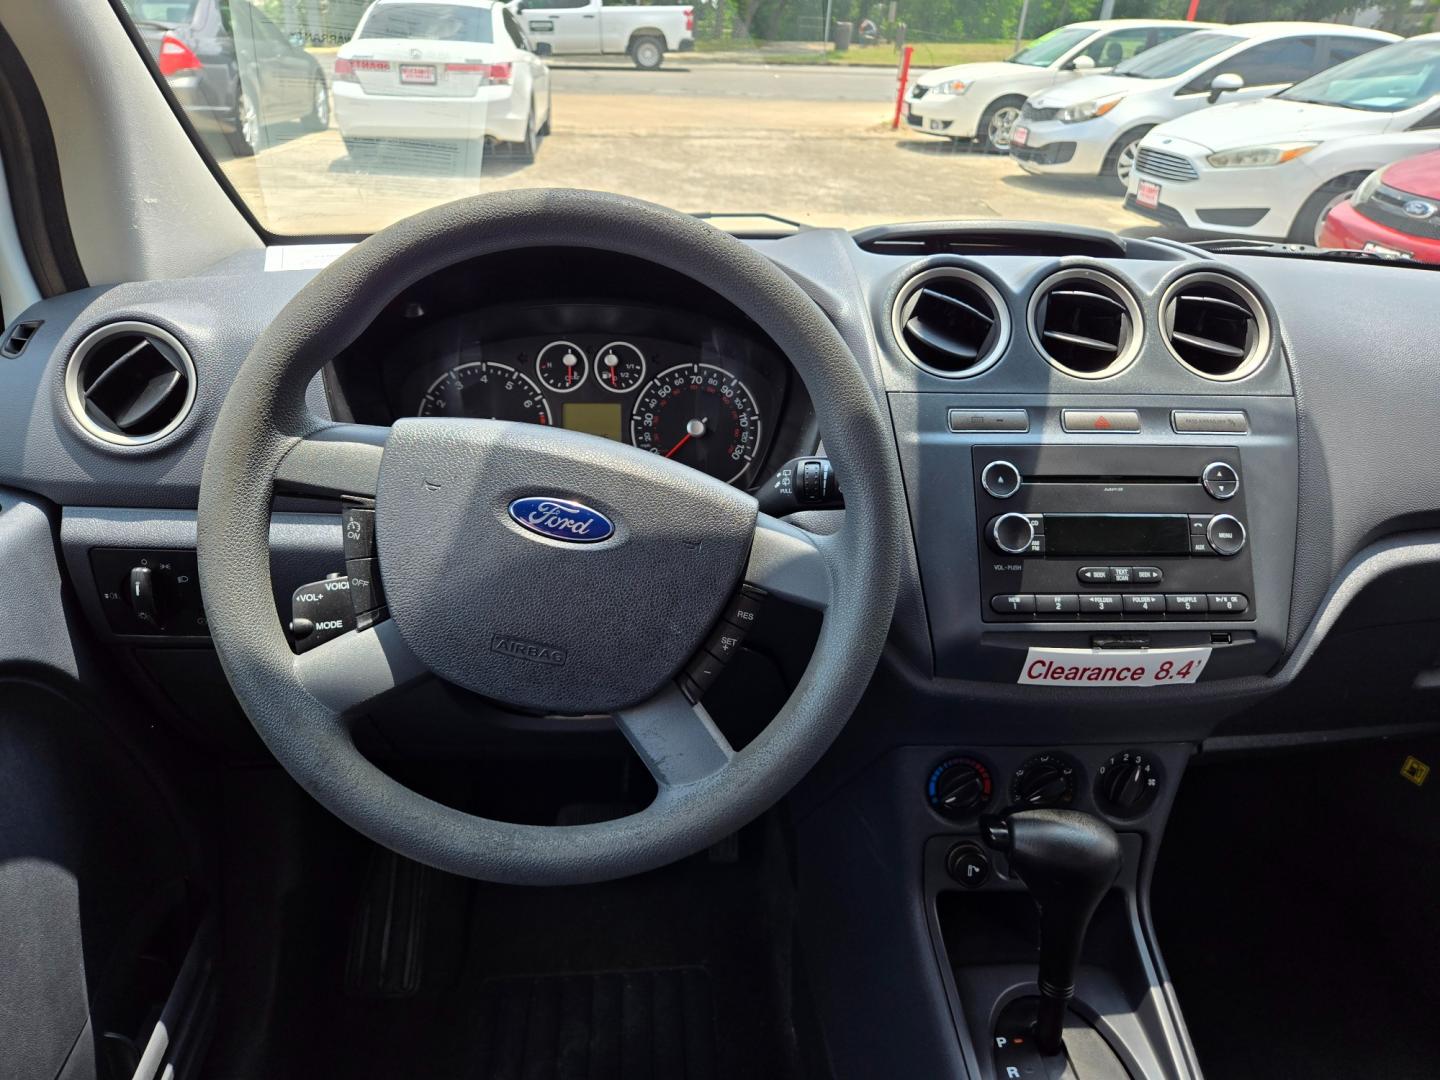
982,808 -> 1122,1056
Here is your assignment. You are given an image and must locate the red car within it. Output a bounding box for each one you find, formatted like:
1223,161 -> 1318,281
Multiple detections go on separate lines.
1320,148 -> 1440,263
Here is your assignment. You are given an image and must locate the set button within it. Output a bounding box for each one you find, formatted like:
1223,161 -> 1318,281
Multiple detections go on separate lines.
681,584 -> 767,702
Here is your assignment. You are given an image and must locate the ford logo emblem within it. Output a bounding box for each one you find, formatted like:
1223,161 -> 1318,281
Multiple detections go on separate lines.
508,497 -> 614,544
1402,198 -> 1436,219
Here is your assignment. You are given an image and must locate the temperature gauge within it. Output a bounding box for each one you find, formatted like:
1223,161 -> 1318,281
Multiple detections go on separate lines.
595,341 -> 646,394
536,341 -> 588,393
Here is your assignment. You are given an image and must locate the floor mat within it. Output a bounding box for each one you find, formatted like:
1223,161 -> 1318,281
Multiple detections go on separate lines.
472,968 -> 717,1080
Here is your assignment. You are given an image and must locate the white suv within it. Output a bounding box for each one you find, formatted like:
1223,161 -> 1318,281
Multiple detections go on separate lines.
903,20 -> 1212,154
1009,23 -> 1397,190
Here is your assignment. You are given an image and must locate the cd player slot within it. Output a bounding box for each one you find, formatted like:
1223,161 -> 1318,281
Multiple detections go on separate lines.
1018,475 -> 1198,486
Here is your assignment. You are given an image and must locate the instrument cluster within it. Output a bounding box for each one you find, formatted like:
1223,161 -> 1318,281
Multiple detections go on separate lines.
382,303 -> 789,487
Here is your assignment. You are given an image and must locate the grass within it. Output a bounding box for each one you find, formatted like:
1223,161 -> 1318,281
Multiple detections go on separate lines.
693,39 -> 1021,67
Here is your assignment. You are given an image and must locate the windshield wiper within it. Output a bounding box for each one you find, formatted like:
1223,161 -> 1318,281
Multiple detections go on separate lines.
1189,237 -> 1439,268
690,212 -> 807,237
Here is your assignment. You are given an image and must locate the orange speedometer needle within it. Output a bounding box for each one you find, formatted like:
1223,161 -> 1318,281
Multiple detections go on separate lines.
663,434 -> 692,459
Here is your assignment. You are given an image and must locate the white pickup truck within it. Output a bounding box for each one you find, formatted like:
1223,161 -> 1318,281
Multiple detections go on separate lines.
509,0 -> 694,69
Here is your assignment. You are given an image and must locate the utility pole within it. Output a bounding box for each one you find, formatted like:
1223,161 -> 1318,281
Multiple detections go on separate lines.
824,0 -> 833,43
1099,0 -> 1115,18
1014,0 -> 1031,52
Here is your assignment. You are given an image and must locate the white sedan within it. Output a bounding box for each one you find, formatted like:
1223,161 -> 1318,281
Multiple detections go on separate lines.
1126,34 -> 1440,243
904,19 -> 1213,154
335,0 -> 553,161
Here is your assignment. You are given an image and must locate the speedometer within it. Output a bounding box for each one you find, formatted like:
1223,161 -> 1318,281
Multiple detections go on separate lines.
630,363 -> 762,484
417,361 -> 553,424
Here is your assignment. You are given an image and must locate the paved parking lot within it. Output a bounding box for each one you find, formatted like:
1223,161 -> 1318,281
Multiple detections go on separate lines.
220,63 -> 1155,237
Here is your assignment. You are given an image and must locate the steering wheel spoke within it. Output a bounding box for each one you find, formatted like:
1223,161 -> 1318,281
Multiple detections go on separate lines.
275,424 -> 390,499
293,617 -> 428,715
615,682 -> 734,789
746,513 -> 834,610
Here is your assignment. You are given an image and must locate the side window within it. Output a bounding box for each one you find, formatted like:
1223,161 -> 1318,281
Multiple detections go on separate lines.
530,0 -> 589,9
1080,28 -> 1155,68
502,9 -> 527,48
1219,36 -> 1321,87
1152,27 -> 1193,46
1324,37 -> 1384,68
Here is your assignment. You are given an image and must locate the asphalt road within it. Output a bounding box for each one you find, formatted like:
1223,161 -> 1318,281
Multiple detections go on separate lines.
548,61 -> 907,102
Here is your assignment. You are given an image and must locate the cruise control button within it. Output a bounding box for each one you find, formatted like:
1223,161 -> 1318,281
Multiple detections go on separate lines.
685,652 -> 726,692
1133,566 -> 1163,584
720,589 -> 764,630
1208,593 -> 1249,615
991,594 -> 1036,615
346,558 -> 383,614
1036,594 -> 1079,615
342,507 -> 376,561
1122,593 -> 1165,616
704,621 -> 748,662
1078,566 -> 1111,584
1079,594 -> 1122,618
1166,593 -> 1209,615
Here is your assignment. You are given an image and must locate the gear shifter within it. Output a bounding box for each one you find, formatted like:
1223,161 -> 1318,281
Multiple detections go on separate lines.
982,808 -> 1123,1057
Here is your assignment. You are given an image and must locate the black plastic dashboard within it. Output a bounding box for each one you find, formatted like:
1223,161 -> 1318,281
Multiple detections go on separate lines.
5,220 -> 1440,733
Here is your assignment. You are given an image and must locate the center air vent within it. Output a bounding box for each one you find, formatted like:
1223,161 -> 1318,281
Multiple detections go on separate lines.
1161,273 -> 1269,381
1029,269 -> 1141,379
64,322 -> 196,446
892,267 -> 1009,378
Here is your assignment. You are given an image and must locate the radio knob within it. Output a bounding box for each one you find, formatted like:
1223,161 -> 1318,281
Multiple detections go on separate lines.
990,513 -> 1036,556
1206,514 -> 1247,557
1201,461 -> 1240,500
980,460 -> 1022,499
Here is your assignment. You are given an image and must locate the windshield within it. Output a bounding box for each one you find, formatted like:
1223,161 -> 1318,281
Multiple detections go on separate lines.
1007,26 -> 1093,68
1113,31 -> 1241,79
111,1 -> 1440,261
358,4 -> 494,42
1278,38 -> 1440,112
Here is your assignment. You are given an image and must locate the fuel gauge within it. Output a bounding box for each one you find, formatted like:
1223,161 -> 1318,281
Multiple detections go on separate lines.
595,341 -> 646,393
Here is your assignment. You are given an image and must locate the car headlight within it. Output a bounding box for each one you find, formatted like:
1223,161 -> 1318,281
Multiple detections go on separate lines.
1350,167 -> 1385,206
1058,95 -> 1124,123
1205,143 -> 1318,169
929,80 -> 971,96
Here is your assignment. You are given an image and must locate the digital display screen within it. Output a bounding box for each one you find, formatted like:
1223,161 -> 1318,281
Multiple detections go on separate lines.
562,402 -> 623,442
1044,514 -> 1190,556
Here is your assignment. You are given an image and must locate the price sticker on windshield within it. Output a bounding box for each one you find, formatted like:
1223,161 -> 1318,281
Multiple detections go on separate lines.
1019,646 -> 1210,688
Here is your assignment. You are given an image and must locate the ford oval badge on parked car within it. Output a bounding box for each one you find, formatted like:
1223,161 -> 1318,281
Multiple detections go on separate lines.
1403,198 -> 1436,220
508,497 -> 614,544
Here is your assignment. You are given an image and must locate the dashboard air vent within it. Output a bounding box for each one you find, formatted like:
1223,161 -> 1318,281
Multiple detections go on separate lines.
64,322 -> 197,446
1161,273 -> 1269,381
891,267 -> 1009,378
1029,269 -> 1141,379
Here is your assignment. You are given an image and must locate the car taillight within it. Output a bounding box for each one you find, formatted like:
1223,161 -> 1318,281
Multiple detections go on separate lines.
333,57 -> 355,81
447,62 -> 511,85
684,7 -> 693,30
157,32 -> 203,78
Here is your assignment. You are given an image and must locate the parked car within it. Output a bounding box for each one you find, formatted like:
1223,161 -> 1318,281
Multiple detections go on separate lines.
1126,34 -> 1440,244
508,0 -> 694,70
1011,23 -> 1397,191
335,0 -> 554,162
904,20 -> 1216,154
1320,148 -> 1440,261
123,0 -> 330,156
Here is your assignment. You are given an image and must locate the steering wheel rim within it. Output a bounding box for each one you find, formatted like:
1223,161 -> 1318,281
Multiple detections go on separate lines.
198,189 -> 903,885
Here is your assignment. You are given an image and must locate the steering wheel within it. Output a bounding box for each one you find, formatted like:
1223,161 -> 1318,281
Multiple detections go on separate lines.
197,190 -> 903,885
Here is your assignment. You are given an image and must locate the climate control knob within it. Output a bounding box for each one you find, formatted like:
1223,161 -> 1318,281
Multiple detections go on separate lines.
1095,749 -> 1161,818
1206,514 -> 1247,557
928,756 -> 995,819
989,513 -> 1036,556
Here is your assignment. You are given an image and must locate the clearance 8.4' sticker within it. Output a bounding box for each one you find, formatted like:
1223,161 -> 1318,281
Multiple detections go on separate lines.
1019,647 -> 1211,688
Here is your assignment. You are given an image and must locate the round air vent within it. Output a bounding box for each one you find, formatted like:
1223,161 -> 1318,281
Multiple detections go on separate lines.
1160,273 -> 1269,381
64,322 -> 197,446
891,267 -> 1009,378
1028,269 -> 1141,379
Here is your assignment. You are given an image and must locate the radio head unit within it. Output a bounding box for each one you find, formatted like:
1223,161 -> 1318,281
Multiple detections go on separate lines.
974,446 -> 1254,623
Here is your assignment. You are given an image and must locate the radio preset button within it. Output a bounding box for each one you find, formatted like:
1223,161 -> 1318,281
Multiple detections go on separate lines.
990,513 -> 1037,555
1037,594 -> 1079,615
1166,593 -> 1209,615
980,460 -> 1022,499
1122,593 -> 1165,616
1206,514 -> 1247,557
992,594 -> 1036,615
1078,566 -> 1111,584
1133,566 -> 1163,584
1079,595 -> 1122,618
1201,461 -> 1240,500
1209,593 -> 1250,614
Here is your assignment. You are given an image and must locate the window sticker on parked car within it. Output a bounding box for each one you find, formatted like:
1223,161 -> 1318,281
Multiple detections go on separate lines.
1019,647 -> 1211,687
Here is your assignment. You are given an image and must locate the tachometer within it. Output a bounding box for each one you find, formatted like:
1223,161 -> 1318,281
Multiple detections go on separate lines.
630,363 -> 762,484
417,361 -> 553,424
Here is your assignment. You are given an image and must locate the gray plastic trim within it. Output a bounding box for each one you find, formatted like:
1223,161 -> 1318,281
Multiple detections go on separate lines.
0,144 -> 41,316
